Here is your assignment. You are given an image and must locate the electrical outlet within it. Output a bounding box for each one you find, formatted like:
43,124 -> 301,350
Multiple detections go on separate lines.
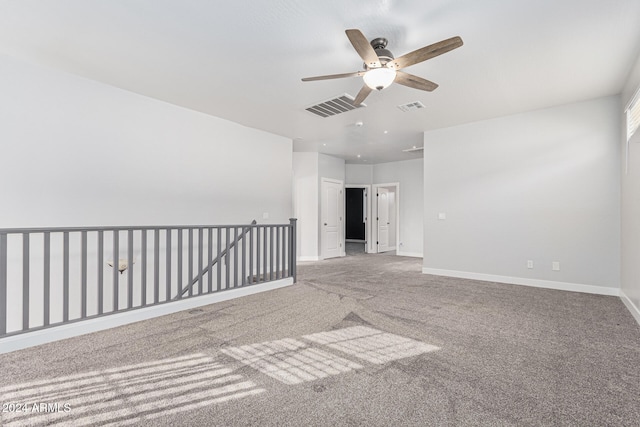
552,261 -> 560,271
527,260 -> 534,269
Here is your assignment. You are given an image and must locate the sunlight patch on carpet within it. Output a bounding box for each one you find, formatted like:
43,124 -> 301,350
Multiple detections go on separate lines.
221,338 -> 362,385
0,353 -> 264,426
303,326 -> 440,364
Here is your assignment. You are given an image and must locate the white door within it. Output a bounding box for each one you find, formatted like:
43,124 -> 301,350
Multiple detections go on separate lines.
377,188 -> 390,252
321,180 -> 342,259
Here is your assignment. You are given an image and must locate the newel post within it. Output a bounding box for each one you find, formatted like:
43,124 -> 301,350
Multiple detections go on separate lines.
289,218 -> 297,282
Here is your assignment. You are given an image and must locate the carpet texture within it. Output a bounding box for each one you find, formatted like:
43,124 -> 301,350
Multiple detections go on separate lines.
0,252 -> 638,426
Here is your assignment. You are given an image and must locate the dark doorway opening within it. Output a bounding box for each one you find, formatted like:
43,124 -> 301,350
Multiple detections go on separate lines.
346,188 -> 365,241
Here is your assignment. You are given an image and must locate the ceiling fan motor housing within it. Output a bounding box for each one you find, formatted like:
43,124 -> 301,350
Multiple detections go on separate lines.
365,37 -> 394,69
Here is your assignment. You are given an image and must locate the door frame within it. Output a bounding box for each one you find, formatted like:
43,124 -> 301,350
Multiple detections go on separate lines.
345,184 -> 371,253
372,182 -> 400,254
320,178 -> 345,259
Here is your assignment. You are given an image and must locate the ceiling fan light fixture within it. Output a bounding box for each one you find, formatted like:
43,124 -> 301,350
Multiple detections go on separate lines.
301,30 -> 463,106
363,67 -> 396,91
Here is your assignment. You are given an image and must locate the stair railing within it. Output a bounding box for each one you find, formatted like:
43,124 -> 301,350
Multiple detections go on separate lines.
0,219 -> 297,338
175,220 -> 256,299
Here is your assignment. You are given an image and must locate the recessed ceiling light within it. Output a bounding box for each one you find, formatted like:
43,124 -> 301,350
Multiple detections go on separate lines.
323,143 -> 327,146
384,130 -> 388,134
357,154 -> 361,158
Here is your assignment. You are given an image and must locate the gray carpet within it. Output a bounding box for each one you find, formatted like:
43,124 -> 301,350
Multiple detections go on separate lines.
1,253 -> 639,426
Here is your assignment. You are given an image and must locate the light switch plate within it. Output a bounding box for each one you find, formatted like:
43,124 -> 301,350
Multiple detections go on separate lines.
438,213 -> 446,220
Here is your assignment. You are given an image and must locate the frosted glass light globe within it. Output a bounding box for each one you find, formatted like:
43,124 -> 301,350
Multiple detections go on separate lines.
363,67 -> 397,90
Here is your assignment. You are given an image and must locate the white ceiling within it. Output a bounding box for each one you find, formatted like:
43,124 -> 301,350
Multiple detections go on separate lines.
1,0 -> 639,164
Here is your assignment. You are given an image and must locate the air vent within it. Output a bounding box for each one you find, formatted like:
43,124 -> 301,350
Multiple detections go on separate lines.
397,101 -> 425,112
305,94 -> 366,118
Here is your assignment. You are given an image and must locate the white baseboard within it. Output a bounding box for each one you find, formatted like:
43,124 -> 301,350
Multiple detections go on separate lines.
298,256 -> 321,262
0,278 -> 294,355
421,267 -> 620,296
397,251 -> 423,258
620,290 -> 640,326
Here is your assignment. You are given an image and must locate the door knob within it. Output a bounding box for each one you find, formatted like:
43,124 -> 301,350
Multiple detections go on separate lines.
324,223 -> 327,226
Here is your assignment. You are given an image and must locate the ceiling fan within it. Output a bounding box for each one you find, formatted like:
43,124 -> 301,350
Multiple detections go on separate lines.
302,29 -> 463,106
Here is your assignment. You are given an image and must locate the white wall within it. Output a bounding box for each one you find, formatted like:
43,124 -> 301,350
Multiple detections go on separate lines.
346,164 -> 373,185
318,153 -> 345,183
620,50 -> 640,321
0,54 -> 293,227
293,152 -> 320,260
422,96 -> 621,294
0,54 -> 294,334
373,159 -> 424,257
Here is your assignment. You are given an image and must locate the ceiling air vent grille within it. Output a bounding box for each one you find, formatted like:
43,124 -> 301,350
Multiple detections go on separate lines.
397,101 -> 425,112
305,94 -> 366,118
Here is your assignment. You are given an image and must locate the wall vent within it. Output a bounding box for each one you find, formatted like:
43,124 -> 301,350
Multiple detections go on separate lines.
397,101 -> 425,112
305,94 -> 366,118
